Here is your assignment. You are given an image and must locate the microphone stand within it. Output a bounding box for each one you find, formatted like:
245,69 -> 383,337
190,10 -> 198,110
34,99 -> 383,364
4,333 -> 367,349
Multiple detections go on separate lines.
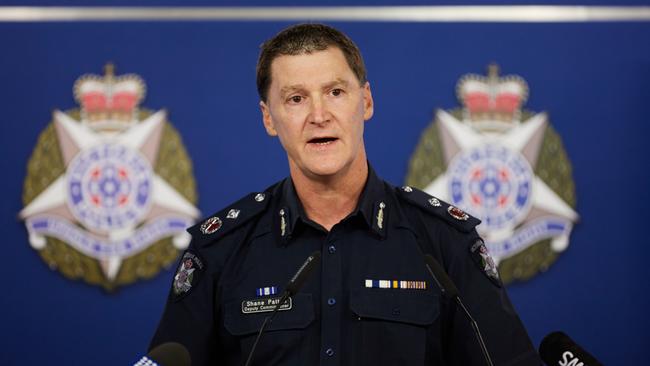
243,251 -> 320,366
243,291 -> 291,366
453,297 -> 494,366
424,255 -> 494,366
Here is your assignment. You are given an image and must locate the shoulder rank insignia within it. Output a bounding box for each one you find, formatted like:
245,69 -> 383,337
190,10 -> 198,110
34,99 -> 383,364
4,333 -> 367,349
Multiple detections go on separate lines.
470,238 -> 501,287
396,185 -> 480,233
187,191 -> 271,247
200,216 -> 222,235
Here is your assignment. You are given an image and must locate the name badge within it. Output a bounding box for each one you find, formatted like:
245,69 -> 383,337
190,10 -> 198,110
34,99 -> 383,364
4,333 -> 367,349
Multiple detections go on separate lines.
241,296 -> 292,314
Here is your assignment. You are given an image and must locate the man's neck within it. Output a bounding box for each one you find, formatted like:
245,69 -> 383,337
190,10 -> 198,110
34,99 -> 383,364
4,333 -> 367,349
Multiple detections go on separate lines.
290,159 -> 368,232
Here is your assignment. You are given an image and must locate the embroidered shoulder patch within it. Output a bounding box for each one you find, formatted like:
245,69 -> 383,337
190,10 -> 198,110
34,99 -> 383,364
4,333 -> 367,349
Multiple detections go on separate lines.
470,239 -> 501,287
172,251 -> 205,300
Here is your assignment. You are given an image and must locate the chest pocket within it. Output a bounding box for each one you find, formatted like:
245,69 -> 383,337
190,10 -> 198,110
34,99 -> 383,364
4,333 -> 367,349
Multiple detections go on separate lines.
350,289 -> 440,366
223,293 -> 315,365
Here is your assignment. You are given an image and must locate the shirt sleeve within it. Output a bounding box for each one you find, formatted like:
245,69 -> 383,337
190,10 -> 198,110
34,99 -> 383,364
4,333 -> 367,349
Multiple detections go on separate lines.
149,241 -> 219,366
441,227 -> 541,366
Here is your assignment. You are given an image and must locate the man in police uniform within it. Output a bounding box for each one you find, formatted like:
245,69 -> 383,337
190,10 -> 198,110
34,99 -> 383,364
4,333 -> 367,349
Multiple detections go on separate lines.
150,23 -> 540,365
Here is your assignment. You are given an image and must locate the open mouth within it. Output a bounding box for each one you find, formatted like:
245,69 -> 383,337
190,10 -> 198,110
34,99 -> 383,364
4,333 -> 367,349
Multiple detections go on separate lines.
308,137 -> 338,145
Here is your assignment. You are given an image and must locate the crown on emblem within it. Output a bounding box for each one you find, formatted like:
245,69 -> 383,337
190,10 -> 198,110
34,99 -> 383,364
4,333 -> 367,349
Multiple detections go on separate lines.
73,63 -> 146,131
456,64 -> 528,131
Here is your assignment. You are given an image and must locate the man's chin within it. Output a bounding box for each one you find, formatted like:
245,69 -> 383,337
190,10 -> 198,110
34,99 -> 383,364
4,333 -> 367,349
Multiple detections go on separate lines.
297,161 -> 349,180
308,166 -> 344,179
289,152 -> 366,182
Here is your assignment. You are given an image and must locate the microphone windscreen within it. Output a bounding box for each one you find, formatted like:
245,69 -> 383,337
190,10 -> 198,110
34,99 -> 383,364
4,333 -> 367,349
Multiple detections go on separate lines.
148,342 -> 191,366
424,254 -> 459,298
539,331 -> 603,366
286,251 -> 321,295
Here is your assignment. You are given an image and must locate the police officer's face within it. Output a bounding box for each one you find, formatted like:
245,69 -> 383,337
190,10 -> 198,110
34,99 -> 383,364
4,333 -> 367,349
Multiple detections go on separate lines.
260,47 -> 374,180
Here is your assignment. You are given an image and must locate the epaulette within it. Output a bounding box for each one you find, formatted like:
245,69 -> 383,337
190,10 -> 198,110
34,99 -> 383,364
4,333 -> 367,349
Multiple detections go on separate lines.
187,191 -> 271,248
396,185 -> 481,233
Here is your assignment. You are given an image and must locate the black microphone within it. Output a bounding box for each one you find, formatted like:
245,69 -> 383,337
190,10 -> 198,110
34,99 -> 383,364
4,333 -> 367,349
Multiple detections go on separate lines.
424,254 -> 494,366
539,331 -> 603,366
135,342 -> 191,366
285,251 -> 321,296
244,251 -> 321,366
424,254 -> 459,298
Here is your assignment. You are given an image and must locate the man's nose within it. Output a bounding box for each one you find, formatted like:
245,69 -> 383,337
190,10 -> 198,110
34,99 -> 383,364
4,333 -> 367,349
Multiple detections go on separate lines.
308,96 -> 329,125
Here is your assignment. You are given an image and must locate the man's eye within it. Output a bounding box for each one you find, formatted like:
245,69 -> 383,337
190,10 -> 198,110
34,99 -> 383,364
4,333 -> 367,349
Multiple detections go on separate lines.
331,88 -> 343,96
289,95 -> 303,103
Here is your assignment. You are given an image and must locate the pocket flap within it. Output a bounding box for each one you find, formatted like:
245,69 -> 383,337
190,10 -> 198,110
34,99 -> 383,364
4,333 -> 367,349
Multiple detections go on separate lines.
350,289 -> 439,326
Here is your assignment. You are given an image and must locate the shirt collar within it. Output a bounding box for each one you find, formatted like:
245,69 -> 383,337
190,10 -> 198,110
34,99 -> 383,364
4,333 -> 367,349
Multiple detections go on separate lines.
355,164 -> 389,238
276,163 -> 388,245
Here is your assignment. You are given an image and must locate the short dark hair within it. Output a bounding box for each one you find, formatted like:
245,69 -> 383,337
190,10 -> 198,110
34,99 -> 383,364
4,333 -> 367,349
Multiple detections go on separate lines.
256,23 -> 367,102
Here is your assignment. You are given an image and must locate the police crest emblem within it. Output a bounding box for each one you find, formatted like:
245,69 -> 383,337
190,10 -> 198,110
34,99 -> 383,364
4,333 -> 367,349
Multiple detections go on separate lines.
406,64 -> 578,284
173,252 -> 204,297
19,64 -> 199,290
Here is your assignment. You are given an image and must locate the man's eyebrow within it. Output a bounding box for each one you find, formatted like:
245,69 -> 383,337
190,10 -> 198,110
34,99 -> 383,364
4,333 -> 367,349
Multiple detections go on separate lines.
279,79 -> 353,97
324,78 -> 351,89
280,84 -> 305,97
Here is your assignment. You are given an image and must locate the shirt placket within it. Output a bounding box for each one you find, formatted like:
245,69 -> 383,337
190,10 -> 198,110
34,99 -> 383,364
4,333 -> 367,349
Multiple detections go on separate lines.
319,226 -> 342,365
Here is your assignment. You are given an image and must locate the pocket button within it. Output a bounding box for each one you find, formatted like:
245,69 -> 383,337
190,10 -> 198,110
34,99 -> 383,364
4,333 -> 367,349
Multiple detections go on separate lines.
392,307 -> 401,317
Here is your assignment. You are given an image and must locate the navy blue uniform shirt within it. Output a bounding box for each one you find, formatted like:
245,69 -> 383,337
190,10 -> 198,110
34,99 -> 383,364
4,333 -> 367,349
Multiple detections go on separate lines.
150,165 -> 540,365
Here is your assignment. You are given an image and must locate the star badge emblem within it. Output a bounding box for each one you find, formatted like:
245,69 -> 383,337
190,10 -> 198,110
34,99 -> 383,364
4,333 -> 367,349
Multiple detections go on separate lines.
406,64 -> 578,284
19,64 -> 200,290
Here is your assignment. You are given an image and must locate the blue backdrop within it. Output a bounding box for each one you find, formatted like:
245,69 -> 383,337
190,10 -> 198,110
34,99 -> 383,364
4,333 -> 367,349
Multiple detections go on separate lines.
1,3 -> 649,365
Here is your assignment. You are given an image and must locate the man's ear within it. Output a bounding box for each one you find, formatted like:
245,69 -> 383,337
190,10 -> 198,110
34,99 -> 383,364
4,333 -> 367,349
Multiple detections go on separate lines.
260,101 -> 278,136
362,82 -> 374,121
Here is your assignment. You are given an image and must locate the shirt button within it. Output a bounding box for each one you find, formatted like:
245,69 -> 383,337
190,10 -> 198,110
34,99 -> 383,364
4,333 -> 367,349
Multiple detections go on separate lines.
327,298 -> 336,306
325,348 -> 335,357
328,245 -> 336,254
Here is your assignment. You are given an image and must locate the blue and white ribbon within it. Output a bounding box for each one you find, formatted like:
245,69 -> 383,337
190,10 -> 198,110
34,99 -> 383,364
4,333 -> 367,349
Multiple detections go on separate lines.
256,286 -> 278,297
